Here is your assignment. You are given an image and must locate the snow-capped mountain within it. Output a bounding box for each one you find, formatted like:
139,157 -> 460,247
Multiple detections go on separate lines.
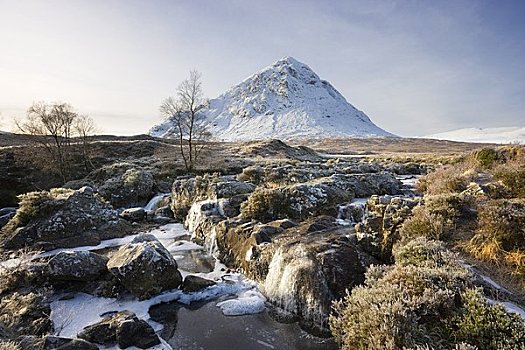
425,127 -> 525,144
150,57 -> 394,141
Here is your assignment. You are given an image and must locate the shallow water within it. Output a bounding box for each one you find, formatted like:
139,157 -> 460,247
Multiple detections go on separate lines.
163,301 -> 337,350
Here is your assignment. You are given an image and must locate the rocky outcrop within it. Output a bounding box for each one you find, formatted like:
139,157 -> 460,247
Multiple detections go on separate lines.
171,174 -> 255,219
46,251 -> 108,282
240,173 -> 401,222
1,187 -> 129,251
78,310 -> 160,349
188,213 -> 369,334
262,229 -> 365,334
107,234 -> 182,299
355,195 -> 421,261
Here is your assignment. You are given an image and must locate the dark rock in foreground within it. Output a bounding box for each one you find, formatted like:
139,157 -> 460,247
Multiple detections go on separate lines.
78,310 -> 160,348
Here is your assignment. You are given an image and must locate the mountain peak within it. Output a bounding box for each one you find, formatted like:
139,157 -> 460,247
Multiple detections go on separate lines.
150,58 -> 394,141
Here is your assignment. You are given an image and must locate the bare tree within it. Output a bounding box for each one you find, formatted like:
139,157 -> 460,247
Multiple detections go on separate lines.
160,70 -> 210,171
74,115 -> 98,171
15,102 -> 98,182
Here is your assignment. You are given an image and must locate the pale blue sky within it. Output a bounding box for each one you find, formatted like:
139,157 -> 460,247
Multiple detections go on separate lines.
0,0 -> 523,136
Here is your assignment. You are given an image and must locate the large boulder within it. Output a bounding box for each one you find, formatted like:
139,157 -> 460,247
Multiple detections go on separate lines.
78,310 -> 160,349
1,187 -> 129,250
70,163 -> 155,208
46,251 -> 108,282
262,230 -> 366,334
204,217 -> 368,334
107,234 -> 182,299
98,167 -> 155,208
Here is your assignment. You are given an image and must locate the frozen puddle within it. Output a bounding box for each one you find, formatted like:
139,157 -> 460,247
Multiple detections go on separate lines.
48,223 -> 335,349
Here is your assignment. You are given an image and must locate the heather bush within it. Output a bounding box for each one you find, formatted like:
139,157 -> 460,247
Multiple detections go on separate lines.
416,165 -> 472,195
474,148 -> 501,169
393,237 -> 452,267
399,206 -> 447,240
400,194 -> 475,241
493,163 -> 525,197
452,289 -> 525,350
330,262 -> 470,350
330,248 -> 525,350
240,187 -> 290,222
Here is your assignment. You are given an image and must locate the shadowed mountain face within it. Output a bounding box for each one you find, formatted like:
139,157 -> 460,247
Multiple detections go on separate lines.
150,57 -> 394,141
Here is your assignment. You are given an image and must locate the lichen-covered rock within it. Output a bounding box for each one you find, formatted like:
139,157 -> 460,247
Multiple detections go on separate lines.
171,174 -> 255,219
107,233 -> 182,299
47,251 -> 108,282
1,187 -> 129,251
98,167 -> 155,208
355,195 -> 421,261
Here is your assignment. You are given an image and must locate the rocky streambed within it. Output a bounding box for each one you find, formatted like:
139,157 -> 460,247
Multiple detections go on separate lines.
37,223 -> 338,350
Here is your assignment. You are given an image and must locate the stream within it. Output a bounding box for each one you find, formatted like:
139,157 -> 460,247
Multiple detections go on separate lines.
48,223 -> 337,350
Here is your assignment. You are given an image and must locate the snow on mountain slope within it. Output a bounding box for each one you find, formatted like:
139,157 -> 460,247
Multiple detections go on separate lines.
425,127 -> 525,144
150,57 -> 394,141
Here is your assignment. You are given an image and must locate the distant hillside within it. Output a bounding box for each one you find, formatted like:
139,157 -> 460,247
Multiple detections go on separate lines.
425,127 -> 525,144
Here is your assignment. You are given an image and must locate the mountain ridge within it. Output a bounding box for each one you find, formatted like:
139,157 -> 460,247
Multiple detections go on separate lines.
150,57 -> 394,141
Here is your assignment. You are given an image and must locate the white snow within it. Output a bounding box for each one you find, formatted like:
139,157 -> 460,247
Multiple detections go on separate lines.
38,223 -> 189,258
150,56 -> 394,141
216,289 -> 267,316
425,127 -> 525,144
